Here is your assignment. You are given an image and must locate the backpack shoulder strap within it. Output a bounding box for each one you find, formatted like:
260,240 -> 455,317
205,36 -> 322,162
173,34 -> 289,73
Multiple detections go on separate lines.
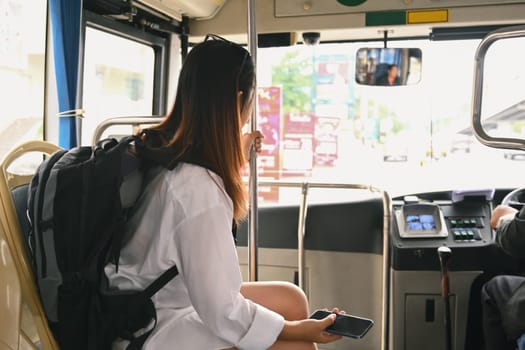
119,265 -> 179,350
141,264 -> 179,300
27,148 -> 67,275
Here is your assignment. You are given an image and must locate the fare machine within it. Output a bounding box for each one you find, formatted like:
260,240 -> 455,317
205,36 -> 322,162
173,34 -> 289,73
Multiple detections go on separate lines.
388,190 -> 515,350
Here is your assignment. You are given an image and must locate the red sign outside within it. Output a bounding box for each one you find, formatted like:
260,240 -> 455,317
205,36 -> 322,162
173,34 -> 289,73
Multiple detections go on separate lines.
254,86 -> 281,201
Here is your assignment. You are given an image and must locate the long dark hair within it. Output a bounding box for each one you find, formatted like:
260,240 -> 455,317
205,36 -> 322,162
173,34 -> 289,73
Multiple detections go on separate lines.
138,38 -> 255,221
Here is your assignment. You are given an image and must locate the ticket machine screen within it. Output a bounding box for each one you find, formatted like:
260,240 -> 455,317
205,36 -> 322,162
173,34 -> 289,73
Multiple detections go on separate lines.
406,214 -> 436,231
396,203 -> 448,238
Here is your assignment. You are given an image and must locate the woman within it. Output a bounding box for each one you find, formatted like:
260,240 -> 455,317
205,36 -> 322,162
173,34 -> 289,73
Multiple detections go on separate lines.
105,35 -> 343,349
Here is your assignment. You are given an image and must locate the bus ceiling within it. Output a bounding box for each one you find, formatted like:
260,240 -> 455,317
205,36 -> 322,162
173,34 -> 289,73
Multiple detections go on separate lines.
83,0 -> 227,32
129,0 -> 227,21
183,0 -> 525,43
82,1 -> 525,45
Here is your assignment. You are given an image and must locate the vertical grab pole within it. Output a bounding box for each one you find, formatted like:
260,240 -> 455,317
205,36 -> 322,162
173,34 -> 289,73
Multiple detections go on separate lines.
297,182 -> 309,291
381,190 -> 391,350
247,0 -> 259,282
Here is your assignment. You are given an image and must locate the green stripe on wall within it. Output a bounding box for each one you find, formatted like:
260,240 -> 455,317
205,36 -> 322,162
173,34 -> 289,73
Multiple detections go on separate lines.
366,11 -> 406,26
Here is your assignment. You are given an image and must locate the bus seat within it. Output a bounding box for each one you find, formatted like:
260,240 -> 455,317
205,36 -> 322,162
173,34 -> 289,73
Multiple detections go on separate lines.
0,140 -> 62,350
0,220 -> 24,350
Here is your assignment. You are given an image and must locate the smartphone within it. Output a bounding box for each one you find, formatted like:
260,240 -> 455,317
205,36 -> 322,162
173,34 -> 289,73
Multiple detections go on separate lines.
309,309 -> 374,339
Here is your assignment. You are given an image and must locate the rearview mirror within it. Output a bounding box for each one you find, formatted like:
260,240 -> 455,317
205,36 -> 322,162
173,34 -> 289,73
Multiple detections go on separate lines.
355,48 -> 422,86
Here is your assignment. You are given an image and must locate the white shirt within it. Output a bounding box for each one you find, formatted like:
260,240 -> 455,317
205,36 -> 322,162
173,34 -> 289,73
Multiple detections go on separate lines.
105,163 -> 284,349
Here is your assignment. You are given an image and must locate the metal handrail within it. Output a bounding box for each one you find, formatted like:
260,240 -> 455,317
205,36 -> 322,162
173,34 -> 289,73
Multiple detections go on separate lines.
257,179 -> 391,350
247,0 -> 259,283
91,116 -> 163,145
472,24 -> 525,151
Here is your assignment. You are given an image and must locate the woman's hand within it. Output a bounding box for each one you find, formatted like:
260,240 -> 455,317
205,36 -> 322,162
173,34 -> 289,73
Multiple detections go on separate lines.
279,307 -> 345,344
280,314 -> 342,344
242,130 -> 264,162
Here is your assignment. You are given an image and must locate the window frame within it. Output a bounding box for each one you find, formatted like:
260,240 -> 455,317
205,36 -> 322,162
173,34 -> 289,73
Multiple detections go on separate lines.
81,10 -> 171,117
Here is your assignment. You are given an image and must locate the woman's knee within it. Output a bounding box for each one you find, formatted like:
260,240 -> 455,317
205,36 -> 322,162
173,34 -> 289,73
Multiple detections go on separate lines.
272,281 -> 309,320
241,281 -> 310,320
272,281 -> 308,309
282,281 -> 308,303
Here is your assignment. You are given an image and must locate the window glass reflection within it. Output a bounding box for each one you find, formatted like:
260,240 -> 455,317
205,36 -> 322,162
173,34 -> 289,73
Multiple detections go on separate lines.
82,27 -> 155,145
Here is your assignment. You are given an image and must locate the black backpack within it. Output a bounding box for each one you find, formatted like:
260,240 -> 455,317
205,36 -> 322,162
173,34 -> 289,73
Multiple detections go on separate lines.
26,135 -> 178,350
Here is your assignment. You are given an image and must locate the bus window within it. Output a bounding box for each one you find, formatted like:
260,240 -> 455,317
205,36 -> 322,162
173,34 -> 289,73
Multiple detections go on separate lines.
0,0 -> 47,164
480,36 -> 525,141
81,27 -> 155,145
254,37 -> 525,205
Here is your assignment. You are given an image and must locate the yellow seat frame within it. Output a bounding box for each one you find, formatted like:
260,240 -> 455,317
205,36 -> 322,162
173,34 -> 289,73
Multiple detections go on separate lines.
0,141 -> 62,350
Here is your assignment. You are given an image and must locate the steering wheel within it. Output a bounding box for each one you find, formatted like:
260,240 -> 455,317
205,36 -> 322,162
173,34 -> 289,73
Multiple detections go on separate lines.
501,187 -> 525,210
